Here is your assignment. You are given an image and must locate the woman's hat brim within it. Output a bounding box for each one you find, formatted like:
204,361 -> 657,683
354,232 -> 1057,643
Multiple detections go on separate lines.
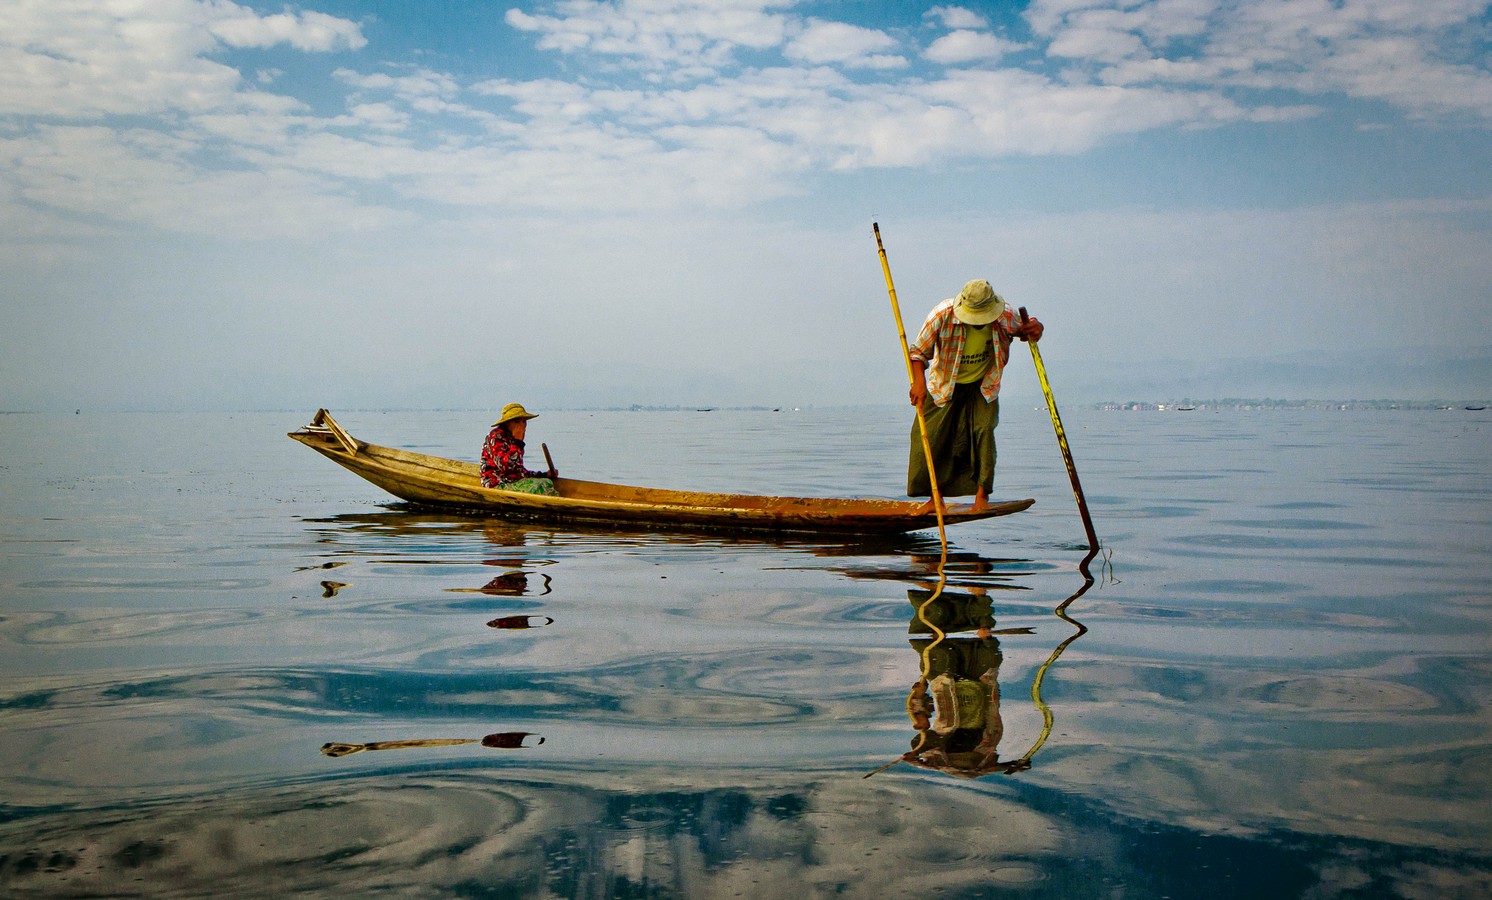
493,406 -> 539,426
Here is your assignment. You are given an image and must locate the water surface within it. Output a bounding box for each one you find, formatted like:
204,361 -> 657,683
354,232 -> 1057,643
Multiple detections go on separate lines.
1,406 -> 1489,897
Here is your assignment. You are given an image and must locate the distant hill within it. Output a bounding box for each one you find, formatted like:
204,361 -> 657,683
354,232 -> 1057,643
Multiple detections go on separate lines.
1055,344 -> 1492,405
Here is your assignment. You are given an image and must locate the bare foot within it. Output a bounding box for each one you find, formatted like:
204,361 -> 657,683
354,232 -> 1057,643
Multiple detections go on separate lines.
970,491 -> 989,512
914,499 -> 947,516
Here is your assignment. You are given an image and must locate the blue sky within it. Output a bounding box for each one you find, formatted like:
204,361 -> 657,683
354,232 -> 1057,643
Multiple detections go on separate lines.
2,0 -> 1490,410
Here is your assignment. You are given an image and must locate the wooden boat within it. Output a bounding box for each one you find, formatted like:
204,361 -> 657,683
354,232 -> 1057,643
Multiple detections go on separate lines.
288,410 -> 1034,535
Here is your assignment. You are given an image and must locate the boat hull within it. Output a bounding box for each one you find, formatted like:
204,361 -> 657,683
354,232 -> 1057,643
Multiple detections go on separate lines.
288,411 -> 1033,535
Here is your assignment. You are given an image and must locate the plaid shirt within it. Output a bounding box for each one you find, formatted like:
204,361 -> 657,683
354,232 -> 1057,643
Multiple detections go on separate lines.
908,299 -> 1017,406
481,427 -> 547,487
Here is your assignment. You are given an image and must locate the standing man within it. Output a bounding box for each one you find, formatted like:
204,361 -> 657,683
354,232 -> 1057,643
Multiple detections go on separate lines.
907,279 -> 1042,511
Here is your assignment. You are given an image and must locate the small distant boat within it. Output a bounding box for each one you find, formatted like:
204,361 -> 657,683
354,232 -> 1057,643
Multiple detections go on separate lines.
288,410 -> 1033,535
1467,405 -> 1487,411
1176,405 -> 1196,411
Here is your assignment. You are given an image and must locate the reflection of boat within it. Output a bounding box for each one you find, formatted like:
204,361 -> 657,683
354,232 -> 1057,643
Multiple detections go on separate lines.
288,410 -> 1034,535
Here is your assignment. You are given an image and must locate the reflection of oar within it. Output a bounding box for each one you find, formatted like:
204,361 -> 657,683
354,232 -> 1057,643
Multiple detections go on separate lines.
1019,307 -> 1098,551
320,732 -> 544,757
874,222 -> 948,558
321,738 -> 479,757
1012,546 -> 1095,767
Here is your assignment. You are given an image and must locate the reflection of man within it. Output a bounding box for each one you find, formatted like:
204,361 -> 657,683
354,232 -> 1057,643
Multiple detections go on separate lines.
902,588 -> 1027,778
907,585 -> 995,640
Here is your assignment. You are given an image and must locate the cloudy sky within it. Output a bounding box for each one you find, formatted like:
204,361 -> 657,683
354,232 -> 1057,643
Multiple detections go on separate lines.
2,0 -> 1489,410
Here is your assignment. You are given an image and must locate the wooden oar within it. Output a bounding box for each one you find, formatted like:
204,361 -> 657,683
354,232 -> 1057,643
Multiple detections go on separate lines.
1019,307 -> 1099,551
541,442 -> 556,478
873,222 -> 948,555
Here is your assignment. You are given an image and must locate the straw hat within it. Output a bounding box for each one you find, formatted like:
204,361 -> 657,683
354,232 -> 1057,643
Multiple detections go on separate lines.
953,279 -> 1005,325
492,403 -> 538,427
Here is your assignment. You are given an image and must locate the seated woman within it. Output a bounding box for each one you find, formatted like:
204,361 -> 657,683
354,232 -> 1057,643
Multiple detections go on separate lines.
480,403 -> 559,495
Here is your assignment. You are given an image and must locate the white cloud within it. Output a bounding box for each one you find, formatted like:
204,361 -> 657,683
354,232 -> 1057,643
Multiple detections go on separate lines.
0,0 -> 364,119
0,124 -> 395,239
335,68 -> 457,97
205,7 -> 366,52
784,19 -> 905,69
503,0 -> 792,73
924,30 -> 1020,65
924,6 -> 989,30
1043,8 -> 1149,64
1026,0 -> 1492,122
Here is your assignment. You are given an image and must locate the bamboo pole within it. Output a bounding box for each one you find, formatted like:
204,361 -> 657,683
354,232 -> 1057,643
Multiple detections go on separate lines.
874,222 -> 948,560
1019,308 -> 1099,552
873,222 -> 950,709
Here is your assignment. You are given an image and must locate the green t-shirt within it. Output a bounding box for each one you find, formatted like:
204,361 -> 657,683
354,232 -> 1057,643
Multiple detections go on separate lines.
955,324 -> 994,384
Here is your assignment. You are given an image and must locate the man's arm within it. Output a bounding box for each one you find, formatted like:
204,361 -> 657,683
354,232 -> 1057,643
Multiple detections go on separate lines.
909,358 -> 929,407
907,305 -> 943,406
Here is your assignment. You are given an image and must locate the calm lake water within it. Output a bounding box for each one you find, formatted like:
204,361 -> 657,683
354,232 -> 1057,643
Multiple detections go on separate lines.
2,405 -> 1489,898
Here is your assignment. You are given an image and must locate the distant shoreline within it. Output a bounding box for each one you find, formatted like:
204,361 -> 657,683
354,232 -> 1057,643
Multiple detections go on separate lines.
1098,400 -> 1490,411
5,401 -> 1488,415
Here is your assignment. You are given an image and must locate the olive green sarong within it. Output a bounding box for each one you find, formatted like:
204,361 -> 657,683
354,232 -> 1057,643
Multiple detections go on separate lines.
907,383 -> 998,498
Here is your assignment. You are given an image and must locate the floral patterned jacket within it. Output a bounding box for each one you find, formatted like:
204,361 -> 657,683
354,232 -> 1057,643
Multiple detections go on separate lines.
480,426 -> 548,488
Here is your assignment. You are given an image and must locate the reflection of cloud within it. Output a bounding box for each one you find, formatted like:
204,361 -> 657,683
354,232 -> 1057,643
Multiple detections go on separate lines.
0,770 -> 1065,897
11,610 -> 260,645
4,765 -> 1481,896
1031,658 -> 1492,851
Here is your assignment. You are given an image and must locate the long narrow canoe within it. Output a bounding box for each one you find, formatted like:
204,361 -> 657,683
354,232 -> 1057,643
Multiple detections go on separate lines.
288,410 -> 1034,535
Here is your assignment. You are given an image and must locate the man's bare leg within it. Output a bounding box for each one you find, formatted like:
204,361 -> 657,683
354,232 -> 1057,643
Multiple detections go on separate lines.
971,487 -> 990,511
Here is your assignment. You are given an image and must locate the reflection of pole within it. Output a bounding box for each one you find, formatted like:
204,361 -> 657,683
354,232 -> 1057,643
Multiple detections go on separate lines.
911,585 -> 948,681
1013,547 -> 1096,767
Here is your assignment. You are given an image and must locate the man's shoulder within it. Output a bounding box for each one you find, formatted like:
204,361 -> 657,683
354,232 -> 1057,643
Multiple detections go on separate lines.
924,298 -> 958,322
